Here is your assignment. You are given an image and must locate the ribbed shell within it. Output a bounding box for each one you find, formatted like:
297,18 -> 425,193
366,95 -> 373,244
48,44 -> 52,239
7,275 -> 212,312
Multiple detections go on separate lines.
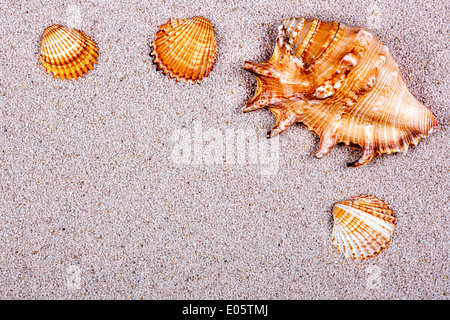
150,16 -> 217,83
332,195 -> 396,260
243,18 -> 438,167
39,24 -> 98,80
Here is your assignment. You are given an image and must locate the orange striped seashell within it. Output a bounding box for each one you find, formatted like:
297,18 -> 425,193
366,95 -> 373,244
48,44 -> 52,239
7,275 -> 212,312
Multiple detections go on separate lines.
332,195 -> 396,260
243,18 -> 438,167
150,16 -> 217,83
39,24 -> 98,80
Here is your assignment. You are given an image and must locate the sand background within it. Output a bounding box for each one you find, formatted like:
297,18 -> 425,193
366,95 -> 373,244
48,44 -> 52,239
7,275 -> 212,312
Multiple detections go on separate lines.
0,0 -> 448,299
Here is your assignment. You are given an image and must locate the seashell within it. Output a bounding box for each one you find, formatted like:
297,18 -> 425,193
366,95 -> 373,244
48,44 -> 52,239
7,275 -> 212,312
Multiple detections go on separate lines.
332,195 -> 396,260
243,18 -> 438,167
150,16 -> 217,83
39,24 -> 98,80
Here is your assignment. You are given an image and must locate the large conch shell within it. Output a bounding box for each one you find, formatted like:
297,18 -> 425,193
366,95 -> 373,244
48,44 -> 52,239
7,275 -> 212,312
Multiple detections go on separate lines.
150,16 -> 217,83
332,195 -> 396,260
243,18 -> 438,167
39,24 -> 98,80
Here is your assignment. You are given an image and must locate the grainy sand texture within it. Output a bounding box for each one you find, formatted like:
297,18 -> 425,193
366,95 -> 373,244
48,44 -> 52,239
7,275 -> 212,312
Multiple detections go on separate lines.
0,0 -> 448,299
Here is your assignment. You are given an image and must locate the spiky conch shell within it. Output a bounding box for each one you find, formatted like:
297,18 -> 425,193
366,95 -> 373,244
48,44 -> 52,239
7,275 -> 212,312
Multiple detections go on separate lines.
243,18 -> 438,167
39,24 -> 98,80
332,195 -> 396,260
150,16 -> 217,83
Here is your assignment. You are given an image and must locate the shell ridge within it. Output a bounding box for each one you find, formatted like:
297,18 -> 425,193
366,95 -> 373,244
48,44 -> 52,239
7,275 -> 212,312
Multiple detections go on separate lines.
308,22 -> 341,69
341,204 -> 394,232
337,226 -> 352,258
352,195 -> 392,211
195,29 -> 211,82
167,18 -> 206,80
191,19 -> 213,80
58,36 -> 96,79
43,31 -> 65,64
150,16 -> 216,83
40,24 -> 98,80
191,18 -> 216,81
158,19 -> 198,62
299,19 -> 321,64
341,221 -> 363,259
308,24 -> 345,71
347,219 -> 376,259
294,18 -> 319,60
46,26 -> 85,65
152,20 -> 191,61
190,18 -> 216,82
205,26 -> 218,79
333,222 -> 351,258
332,195 -> 395,259
349,207 -> 394,237
352,214 -> 393,242
282,18 -> 304,53
61,34 -> 88,66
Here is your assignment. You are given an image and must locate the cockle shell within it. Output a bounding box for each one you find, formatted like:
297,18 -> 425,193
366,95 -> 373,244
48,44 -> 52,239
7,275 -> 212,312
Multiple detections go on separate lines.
39,24 -> 98,80
150,16 -> 217,83
243,18 -> 438,167
332,195 -> 396,260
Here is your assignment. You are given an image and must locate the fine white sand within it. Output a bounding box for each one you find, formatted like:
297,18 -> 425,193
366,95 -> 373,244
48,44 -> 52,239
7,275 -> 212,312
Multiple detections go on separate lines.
0,0 -> 448,299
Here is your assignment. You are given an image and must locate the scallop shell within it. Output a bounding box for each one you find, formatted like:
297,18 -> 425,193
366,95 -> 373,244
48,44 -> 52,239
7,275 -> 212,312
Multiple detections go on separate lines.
150,16 -> 217,83
243,18 -> 438,167
332,195 -> 396,260
39,24 -> 98,80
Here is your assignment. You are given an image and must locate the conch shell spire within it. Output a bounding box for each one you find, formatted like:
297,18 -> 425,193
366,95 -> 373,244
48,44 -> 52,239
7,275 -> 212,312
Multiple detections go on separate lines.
244,18 -> 438,167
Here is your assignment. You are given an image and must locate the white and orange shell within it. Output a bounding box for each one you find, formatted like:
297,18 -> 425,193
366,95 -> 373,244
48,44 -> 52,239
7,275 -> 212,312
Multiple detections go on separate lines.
243,18 -> 438,167
150,16 -> 217,83
39,24 -> 98,80
332,195 -> 396,260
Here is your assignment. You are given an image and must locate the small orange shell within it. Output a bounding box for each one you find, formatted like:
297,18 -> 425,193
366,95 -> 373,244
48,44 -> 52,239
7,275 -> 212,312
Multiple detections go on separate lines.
332,195 -> 396,260
39,24 -> 98,80
150,16 -> 217,83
